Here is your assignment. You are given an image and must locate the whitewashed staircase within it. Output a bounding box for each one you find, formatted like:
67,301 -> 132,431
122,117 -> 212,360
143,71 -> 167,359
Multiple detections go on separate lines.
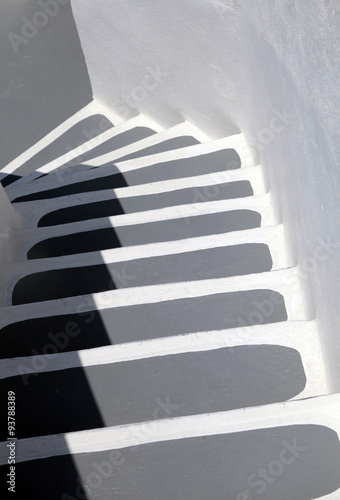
0,102 -> 339,500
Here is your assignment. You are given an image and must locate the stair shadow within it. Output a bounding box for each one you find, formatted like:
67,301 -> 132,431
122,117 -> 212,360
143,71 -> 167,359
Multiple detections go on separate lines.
0,150 -> 303,499
0,174 -> 22,188
2,424 -> 339,500
12,147 -> 241,203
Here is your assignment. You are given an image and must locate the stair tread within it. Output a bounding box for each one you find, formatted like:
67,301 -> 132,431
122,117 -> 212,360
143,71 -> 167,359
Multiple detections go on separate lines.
1,113 -> 330,500
12,147 -> 242,203
1,114 -> 115,187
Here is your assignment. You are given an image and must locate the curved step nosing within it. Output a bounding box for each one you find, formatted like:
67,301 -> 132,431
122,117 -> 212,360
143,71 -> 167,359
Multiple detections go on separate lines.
16,224 -> 282,264
7,136 -> 247,201
83,132 -> 248,168
1,394 -> 339,466
17,194 -> 276,230
6,114 -> 161,188
0,268 -> 310,323
0,322 -> 327,400
3,227 -> 287,289
27,120 -> 204,183
0,101 -> 104,176
14,166 -> 265,217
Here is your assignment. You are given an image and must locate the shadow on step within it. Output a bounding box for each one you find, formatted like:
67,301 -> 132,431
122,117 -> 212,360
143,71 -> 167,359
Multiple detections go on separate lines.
36,180 -> 253,228
29,209 -> 260,259
0,345 -> 306,441
28,133 -> 198,183
12,148 -> 241,203
0,216 -> 326,499
2,290 -> 287,357
0,115 -> 115,188
0,145 -> 312,498
1,422 -> 340,500
15,243 -> 273,304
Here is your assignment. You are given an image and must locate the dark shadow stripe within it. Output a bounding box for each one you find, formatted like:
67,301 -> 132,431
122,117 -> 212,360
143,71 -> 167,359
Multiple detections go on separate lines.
40,135 -> 200,184
16,244 -> 272,304
10,115 -> 114,180
1,290 -> 287,358
30,210 -> 261,259
0,174 -> 22,188
54,126 -> 156,172
6,425 -> 339,500
35,180 -> 253,228
0,346 -> 305,439
35,131 -> 193,183
13,149 -> 241,202
114,135 -> 200,162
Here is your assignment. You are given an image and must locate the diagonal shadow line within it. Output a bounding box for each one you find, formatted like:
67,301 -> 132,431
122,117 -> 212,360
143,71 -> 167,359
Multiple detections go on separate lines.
0,143 -> 304,500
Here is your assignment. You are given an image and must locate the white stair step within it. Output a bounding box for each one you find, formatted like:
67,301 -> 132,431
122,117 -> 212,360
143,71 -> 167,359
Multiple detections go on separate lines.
13,165 -> 265,224
37,120 -> 208,177
1,394 -> 338,469
4,224 -> 288,273
1,226 -> 289,300
8,120 -> 205,191
0,321 -> 328,402
0,101 -> 110,179
0,267 -> 311,321
14,193 -> 276,230
8,134 -> 253,202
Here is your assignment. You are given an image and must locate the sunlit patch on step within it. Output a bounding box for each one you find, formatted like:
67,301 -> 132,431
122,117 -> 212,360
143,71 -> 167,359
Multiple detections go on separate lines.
3,115 -> 114,185
28,210 -> 261,260
15,244 -> 272,303
0,345 -> 306,439
31,126 -> 157,181
113,135 -> 200,162
34,180 -> 253,228
1,290 -> 287,358
4,425 -> 338,500
13,148 -> 241,202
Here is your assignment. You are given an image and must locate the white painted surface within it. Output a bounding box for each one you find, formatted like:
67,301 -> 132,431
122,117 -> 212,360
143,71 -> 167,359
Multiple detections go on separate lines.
7,133 -> 253,202
71,0 -> 340,389
2,394 -> 340,466
14,164 -> 265,218
71,0 -> 243,136
0,321 -> 327,402
10,113 -> 163,186
0,267 -> 311,324
1,224 -> 289,302
0,101 -> 104,176
238,1 -> 340,391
